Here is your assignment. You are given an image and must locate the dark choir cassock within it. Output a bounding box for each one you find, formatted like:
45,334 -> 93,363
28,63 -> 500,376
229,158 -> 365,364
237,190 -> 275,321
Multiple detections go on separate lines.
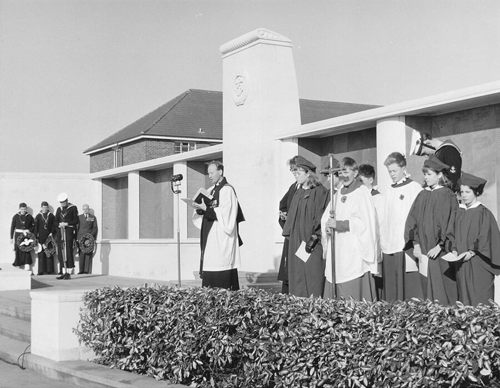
453,173 -> 500,305
278,182 -> 299,294
55,203 -> 79,270
283,183 -> 328,298
405,185 -> 458,304
34,210 -> 56,274
77,213 -> 98,274
10,212 -> 35,267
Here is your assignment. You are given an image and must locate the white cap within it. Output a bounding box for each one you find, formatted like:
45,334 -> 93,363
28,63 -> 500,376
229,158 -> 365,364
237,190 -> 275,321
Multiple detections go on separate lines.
57,192 -> 68,202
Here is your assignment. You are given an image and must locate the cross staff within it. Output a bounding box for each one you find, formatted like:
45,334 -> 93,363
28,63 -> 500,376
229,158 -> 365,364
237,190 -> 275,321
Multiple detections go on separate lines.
327,153 -> 339,298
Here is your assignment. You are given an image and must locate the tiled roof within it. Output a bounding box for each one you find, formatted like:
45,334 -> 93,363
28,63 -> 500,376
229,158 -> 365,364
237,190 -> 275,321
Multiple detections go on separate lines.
85,89 -> 378,154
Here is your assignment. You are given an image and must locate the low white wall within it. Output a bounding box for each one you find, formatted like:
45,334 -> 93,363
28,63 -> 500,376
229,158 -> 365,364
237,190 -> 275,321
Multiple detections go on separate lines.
0,173 -> 99,269
97,239 -> 201,281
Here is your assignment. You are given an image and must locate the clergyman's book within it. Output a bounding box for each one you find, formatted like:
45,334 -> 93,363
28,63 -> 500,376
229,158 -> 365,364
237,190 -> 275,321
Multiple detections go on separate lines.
181,188 -> 213,207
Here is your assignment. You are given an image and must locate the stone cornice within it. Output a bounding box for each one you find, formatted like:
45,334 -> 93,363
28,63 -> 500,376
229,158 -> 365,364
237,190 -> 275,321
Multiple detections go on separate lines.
220,28 -> 292,57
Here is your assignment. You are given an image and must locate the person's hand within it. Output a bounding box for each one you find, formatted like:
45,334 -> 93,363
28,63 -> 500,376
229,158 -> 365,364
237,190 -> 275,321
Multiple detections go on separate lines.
325,218 -> 336,230
23,230 -> 28,236
413,244 -> 422,259
305,235 -> 319,254
452,250 -> 458,258
458,250 -> 475,262
279,211 -> 287,221
427,244 -> 442,259
193,202 -> 207,211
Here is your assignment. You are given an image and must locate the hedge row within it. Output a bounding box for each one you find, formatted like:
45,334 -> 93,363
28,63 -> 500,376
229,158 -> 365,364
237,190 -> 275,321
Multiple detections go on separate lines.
75,286 -> 500,387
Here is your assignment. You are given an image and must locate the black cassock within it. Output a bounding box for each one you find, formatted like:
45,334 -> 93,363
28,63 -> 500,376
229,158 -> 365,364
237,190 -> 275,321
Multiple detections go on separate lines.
34,212 -> 56,274
283,184 -> 328,298
10,213 -> 35,267
55,204 -> 79,269
453,204 -> 500,305
405,186 -> 458,304
277,182 -> 298,293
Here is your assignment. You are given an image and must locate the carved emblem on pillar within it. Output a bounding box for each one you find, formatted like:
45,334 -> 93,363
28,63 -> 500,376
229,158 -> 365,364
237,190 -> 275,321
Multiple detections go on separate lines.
232,74 -> 249,106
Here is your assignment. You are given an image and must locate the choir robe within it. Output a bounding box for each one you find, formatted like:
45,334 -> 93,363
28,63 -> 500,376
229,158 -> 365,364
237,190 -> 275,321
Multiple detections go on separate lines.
453,202 -> 500,305
10,212 -> 35,267
379,178 -> 423,302
55,203 -> 79,269
193,178 -> 243,290
283,184 -> 328,298
404,186 -> 458,304
320,179 -> 378,301
34,211 -> 57,274
277,182 -> 299,293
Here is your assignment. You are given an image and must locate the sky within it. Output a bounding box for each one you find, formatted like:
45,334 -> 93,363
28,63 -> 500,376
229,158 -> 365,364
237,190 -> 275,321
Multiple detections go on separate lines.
1,0 -> 499,173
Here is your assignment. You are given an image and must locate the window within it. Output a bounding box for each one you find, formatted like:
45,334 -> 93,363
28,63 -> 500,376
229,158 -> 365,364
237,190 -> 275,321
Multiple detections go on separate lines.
174,141 -> 197,154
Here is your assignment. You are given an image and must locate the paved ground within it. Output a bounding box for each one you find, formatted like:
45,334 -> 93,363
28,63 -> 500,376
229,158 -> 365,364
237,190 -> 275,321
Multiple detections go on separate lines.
0,360 -> 81,388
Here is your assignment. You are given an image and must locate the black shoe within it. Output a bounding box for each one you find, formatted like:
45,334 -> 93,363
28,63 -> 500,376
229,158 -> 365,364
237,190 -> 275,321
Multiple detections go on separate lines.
58,271 -> 63,275
63,273 -> 71,280
56,273 -> 65,280
77,272 -> 84,275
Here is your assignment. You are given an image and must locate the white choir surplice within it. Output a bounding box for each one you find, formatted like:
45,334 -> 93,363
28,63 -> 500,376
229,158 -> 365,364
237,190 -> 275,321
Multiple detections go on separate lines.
379,178 -> 422,271
192,185 -> 241,271
321,184 -> 378,284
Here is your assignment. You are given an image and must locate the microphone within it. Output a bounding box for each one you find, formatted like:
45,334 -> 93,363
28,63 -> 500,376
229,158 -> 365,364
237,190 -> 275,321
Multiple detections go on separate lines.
171,174 -> 183,182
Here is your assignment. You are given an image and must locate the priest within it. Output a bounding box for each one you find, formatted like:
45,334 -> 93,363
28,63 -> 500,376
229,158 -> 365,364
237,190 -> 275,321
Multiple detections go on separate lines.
192,161 -> 244,291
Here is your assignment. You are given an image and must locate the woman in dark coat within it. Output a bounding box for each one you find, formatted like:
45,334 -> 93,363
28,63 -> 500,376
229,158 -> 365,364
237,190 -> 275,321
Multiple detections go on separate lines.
10,202 -> 35,269
283,156 -> 328,298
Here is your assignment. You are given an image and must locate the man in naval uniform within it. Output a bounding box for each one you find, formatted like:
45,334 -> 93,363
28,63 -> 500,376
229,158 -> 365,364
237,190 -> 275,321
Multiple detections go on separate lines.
55,193 -> 78,280
192,161 -> 244,290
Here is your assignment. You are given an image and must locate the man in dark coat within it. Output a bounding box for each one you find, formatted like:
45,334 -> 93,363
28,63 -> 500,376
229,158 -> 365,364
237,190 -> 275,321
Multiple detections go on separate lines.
76,204 -> 98,274
10,202 -> 35,271
55,193 -> 78,280
34,201 -> 56,275
277,156 -> 300,294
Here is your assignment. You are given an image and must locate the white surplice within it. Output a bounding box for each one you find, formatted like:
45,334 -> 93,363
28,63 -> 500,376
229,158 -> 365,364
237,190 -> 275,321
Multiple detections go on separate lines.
321,184 -> 377,284
192,185 -> 241,271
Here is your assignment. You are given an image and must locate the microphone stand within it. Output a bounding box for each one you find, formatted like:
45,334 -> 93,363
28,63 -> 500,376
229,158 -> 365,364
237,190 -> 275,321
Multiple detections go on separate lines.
171,180 -> 182,287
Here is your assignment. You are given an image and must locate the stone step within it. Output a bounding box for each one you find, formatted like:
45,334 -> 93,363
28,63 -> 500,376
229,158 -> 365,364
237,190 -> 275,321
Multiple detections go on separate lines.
0,333 -> 184,388
0,333 -> 30,366
0,263 -> 32,291
0,298 -> 31,321
0,314 -> 31,342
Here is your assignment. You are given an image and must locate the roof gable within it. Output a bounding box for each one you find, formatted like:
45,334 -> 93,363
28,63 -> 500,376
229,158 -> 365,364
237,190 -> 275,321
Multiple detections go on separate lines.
85,89 -> 378,154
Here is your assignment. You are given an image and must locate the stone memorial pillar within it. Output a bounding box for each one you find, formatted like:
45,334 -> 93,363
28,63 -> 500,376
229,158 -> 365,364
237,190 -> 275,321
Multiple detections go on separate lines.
220,28 -> 301,273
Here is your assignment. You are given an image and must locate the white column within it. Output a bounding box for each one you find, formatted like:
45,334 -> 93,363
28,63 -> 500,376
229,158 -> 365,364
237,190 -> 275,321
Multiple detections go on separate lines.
221,28 -> 301,273
173,162 -> 188,240
91,178 -> 103,274
376,116 -> 407,191
128,171 -> 140,240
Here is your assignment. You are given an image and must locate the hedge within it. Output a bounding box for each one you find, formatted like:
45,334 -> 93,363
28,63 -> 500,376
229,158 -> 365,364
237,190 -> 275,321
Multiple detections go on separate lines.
75,286 -> 500,387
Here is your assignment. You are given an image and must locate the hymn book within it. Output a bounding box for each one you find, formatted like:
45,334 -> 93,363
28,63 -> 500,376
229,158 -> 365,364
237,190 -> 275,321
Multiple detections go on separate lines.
181,188 -> 213,207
